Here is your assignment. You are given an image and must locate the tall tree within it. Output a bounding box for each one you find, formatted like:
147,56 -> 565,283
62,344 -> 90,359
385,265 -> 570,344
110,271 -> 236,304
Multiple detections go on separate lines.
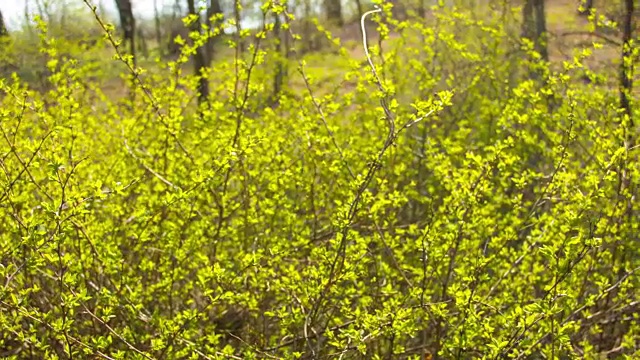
137,27 -> 148,58
521,0 -> 548,62
303,0 -> 313,52
354,0 -> 363,20
532,0 -> 547,62
115,0 -> 136,66
616,0 -> 635,291
153,0 -> 163,56
34,0 -> 51,25
0,9 -> 8,37
186,0 -> 210,106
205,0 -> 224,65
578,0 -> 594,16
167,0 -> 184,56
23,0 -> 33,36
521,0 -> 534,39
619,0 -> 634,127
272,9 -> 285,101
389,0 -> 408,20
325,0 -> 343,27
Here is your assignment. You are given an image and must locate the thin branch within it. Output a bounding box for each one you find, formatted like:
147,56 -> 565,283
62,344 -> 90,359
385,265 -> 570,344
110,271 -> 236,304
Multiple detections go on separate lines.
82,0 -> 194,164
123,133 -> 180,191
555,30 -> 621,47
515,266 -> 640,359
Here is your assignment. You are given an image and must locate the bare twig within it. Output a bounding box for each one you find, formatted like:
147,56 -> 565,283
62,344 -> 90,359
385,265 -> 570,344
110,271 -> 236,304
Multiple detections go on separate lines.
82,0 -> 194,164
0,300 -> 118,360
555,31 -> 621,46
123,132 -> 180,191
514,266 -> 640,359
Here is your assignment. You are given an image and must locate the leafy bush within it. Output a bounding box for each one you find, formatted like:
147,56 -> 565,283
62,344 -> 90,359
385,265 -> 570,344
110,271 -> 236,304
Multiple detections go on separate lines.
0,1 -> 638,359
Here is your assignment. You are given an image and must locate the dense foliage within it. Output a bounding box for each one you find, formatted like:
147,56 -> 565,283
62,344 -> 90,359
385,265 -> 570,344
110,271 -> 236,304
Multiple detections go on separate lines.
0,1 -> 638,359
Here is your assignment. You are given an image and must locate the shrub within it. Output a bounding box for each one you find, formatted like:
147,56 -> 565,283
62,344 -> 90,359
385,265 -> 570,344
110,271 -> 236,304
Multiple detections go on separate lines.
0,1 -> 638,359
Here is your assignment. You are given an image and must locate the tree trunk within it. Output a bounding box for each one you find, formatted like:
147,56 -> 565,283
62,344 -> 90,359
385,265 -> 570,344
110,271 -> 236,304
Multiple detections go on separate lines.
533,0 -> 548,62
354,0 -> 363,20
137,27 -> 148,58
325,0 -> 343,27
24,0 -> 33,37
34,0 -> 51,25
619,0 -> 634,127
205,0 -> 224,65
186,0 -> 210,106
389,0 -> 407,20
153,0 -> 163,56
0,9 -> 8,37
614,0 -> 635,308
303,0 -> 312,53
521,0 -> 534,40
521,0 -> 547,62
167,0 -> 183,56
418,0 -> 426,18
578,0 -> 594,16
115,0 -> 136,66
273,11 -> 284,102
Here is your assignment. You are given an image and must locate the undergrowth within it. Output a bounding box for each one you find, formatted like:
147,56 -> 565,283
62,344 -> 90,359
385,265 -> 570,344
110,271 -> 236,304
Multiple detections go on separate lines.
0,1 -> 638,359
